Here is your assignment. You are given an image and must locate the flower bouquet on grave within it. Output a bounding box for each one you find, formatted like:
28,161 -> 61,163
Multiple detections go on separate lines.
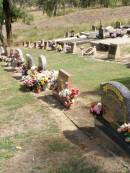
33,79 -> 42,93
90,102 -> 103,116
23,77 -> 36,91
47,70 -> 59,90
59,88 -> 80,108
39,77 -> 49,91
117,123 -> 130,143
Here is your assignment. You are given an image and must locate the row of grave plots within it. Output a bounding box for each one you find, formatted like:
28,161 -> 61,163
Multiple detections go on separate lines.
0,48 -> 80,109
21,25 -> 130,63
2,47 -> 130,155
23,37 -> 130,63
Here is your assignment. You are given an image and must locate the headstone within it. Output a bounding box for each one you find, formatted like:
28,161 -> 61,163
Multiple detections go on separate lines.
101,81 -> 130,128
57,69 -> 71,92
25,54 -> 35,69
115,21 -> 121,29
98,25 -> 104,39
92,25 -> 97,31
39,40 -> 44,49
15,48 -> 24,62
64,42 -> 73,53
72,42 -> 77,54
0,46 -> 5,55
23,42 -> 26,47
108,44 -> 120,60
38,55 -> 47,71
46,41 -> 50,50
44,41 -> 48,49
28,41 -> 32,48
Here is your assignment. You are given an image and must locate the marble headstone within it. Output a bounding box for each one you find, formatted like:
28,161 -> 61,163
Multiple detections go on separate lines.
38,55 -> 47,71
25,54 -> 35,69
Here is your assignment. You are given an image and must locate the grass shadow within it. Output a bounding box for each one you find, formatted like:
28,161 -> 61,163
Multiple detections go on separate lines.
80,89 -> 101,98
37,94 -> 66,110
19,85 -> 31,93
63,128 -> 125,157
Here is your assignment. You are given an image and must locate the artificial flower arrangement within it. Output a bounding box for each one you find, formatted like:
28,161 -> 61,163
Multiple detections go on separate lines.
22,68 -> 58,93
90,102 -> 103,116
117,123 -> 130,143
58,88 -> 80,108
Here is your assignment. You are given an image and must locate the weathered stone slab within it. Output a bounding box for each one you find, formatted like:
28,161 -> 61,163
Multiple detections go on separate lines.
57,69 -> 71,91
108,44 -> 120,59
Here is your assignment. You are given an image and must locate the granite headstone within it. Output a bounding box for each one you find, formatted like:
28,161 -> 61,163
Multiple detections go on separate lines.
101,81 -> 130,128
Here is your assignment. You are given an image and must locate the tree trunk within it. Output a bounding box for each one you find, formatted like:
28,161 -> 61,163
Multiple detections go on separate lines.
0,25 -> 8,56
3,0 -> 12,46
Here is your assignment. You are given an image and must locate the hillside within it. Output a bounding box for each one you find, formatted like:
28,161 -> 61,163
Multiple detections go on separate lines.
13,6 -> 130,43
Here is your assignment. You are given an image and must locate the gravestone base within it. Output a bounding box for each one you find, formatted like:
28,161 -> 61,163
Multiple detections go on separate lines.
95,116 -> 130,154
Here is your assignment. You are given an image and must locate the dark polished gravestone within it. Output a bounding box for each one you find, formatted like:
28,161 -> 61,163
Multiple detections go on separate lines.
95,81 -> 130,154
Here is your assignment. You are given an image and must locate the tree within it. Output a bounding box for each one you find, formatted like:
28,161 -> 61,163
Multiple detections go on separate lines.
3,0 -> 12,46
0,0 -> 33,48
122,0 -> 130,5
37,0 -> 67,16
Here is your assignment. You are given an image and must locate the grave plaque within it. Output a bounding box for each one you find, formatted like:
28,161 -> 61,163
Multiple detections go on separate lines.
101,81 -> 130,128
108,44 -> 120,59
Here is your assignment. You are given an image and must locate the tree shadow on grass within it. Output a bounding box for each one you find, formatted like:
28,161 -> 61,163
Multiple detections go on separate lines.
80,88 -> 101,98
37,94 -> 67,110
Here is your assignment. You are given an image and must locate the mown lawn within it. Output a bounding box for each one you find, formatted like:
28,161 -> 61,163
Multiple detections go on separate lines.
0,61 -> 99,172
22,48 -> 130,92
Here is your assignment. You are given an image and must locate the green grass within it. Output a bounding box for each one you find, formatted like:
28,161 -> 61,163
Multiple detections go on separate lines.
22,48 -> 130,92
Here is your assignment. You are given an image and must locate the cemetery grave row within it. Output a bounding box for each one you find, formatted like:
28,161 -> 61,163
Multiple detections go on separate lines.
1,47 -> 130,155
22,23 -> 130,62
0,47 -> 79,109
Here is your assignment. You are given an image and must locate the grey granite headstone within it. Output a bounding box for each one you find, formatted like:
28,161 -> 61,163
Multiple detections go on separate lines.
38,55 -> 47,71
101,81 -> 130,128
25,54 -> 35,69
